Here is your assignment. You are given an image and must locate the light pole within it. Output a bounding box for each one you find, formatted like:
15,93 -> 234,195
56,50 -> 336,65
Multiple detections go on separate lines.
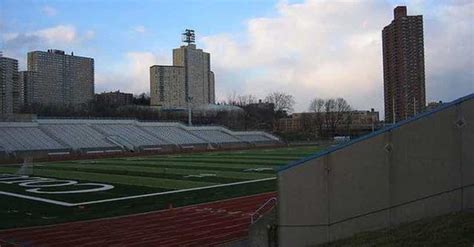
187,96 -> 193,126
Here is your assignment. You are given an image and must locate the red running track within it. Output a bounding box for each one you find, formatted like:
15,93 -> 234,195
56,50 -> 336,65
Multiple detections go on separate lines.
0,192 -> 276,247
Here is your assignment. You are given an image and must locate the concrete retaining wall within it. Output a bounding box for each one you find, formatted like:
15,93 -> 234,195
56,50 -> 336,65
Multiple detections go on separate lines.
277,94 -> 474,246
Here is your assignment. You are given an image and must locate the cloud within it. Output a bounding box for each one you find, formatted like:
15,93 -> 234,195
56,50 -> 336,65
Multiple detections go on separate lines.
34,25 -> 77,44
133,25 -> 147,34
84,30 -> 96,40
41,6 -> 57,16
96,52 -> 169,94
2,25 -> 79,47
423,1 -> 474,102
1,25 -> 95,69
202,0 -> 473,116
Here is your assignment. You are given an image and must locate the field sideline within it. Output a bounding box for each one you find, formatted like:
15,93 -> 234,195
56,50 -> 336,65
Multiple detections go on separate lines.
0,145 -> 322,229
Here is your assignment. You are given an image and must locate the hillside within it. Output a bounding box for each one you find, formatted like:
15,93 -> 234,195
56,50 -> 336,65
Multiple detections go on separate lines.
320,211 -> 474,246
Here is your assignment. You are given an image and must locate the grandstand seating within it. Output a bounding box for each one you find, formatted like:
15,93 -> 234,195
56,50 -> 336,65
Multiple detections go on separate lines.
93,124 -> 171,149
41,124 -> 119,151
234,133 -> 276,143
142,126 -> 207,145
189,129 -> 242,144
0,119 -> 281,157
0,126 -> 67,153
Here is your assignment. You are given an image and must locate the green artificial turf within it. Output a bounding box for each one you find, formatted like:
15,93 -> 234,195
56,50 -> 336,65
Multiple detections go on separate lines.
0,145 -> 323,229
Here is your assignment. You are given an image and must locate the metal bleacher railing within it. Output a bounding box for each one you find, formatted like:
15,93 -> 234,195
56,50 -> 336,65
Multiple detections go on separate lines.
250,197 -> 277,224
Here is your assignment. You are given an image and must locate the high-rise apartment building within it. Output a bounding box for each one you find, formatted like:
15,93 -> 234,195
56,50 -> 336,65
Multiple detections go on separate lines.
26,49 -> 94,106
150,32 -> 215,108
0,55 -> 20,114
382,6 -> 425,123
19,70 -> 39,106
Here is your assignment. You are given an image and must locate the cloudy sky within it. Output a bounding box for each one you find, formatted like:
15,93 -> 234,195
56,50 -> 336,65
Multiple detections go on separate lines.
1,0 -> 473,116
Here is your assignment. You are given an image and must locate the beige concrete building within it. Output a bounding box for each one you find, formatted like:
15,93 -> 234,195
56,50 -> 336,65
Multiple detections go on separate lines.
0,55 -> 20,114
26,49 -> 94,106
150,43 -> 215,109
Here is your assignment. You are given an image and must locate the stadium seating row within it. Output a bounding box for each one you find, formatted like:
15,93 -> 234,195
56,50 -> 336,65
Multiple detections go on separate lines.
0,119 -> 280,156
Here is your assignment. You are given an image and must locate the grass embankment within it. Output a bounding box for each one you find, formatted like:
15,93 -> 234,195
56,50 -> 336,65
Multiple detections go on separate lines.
319,211 -> 474,247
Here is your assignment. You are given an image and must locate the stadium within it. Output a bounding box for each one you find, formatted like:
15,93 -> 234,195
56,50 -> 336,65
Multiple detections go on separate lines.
0,118 -> 316,245
0,94 -> 472,246
0,2 -> 473,245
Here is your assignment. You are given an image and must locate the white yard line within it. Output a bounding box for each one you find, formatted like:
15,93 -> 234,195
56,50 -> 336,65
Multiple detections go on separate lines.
72,177 -> 276,206
0,191 -> 74,207
0,177 -> 277,207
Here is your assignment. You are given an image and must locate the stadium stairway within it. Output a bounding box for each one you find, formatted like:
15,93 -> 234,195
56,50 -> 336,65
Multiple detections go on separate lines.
0,192 -> 276,246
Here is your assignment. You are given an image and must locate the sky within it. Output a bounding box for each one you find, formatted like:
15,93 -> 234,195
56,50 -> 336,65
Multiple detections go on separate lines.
1,0 -> 473,117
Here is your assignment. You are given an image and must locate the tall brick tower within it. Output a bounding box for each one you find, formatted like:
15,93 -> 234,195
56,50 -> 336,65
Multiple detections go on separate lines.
382,6 -> 425,123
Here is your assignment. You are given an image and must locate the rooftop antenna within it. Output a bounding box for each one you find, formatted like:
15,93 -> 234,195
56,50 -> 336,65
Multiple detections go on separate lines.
182,29 -> 195,45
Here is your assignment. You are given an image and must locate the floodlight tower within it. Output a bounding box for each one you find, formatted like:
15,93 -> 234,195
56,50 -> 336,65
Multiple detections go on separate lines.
182,29 -> 195,45
187,96 -> 193,126
182,29 -> 195,126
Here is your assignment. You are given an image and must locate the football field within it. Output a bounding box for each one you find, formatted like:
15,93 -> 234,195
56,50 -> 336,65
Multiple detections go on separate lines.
0,146 -> 322,229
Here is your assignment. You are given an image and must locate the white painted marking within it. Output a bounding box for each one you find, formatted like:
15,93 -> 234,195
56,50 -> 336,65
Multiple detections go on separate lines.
72,177 -> 277,206
0,174 -> 114,194
183,173 -> 217,178
243,168 -> 273,172
0,177 -> 276,207
19,180 -> 78,188
0,191 -> 74,206
26,183 -> 114,194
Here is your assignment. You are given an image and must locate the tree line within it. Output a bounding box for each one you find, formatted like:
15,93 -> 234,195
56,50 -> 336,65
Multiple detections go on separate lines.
19,91 -> 362,141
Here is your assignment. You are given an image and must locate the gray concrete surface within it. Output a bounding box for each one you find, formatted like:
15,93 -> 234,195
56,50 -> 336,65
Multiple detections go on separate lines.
278,95 -> 474,246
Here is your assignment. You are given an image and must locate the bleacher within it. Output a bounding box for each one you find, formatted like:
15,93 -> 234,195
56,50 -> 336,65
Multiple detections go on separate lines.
41,124 -> 119,151
188,129 -> 242,144
233,133 -> 276,143
93,124 -> 171,150
0,124 -> 67,153
141,125 -> 207,146
0,119 -> 281,158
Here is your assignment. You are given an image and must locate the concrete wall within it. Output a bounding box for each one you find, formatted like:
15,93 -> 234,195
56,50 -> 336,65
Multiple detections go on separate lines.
278,94 -> 474,246
248,207 -> 278,247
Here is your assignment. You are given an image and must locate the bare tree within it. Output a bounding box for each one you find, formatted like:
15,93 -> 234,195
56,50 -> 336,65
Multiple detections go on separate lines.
265,91 -> 295,114
308,97 -> 352,138
335,98 -> 352,135
309,98 -> 325,113
226,91 -> 239,105
309,98 -> 325,137
237,94 -> 257,106
325,98 -> 351,137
